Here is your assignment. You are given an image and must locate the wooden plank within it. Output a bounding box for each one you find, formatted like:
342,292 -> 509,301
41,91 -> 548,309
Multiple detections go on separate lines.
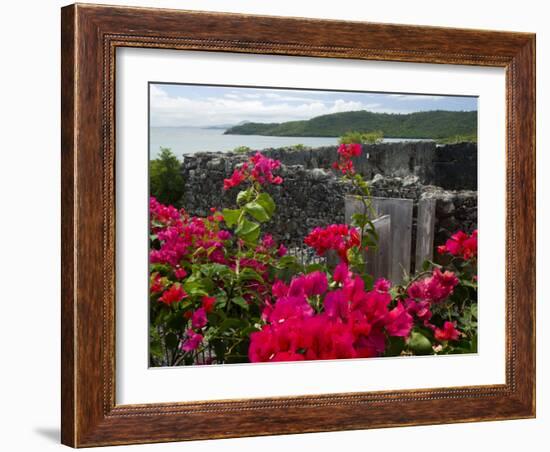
346,196 -> 413,283
365,215 -> 392,280
415,198 -> 436,272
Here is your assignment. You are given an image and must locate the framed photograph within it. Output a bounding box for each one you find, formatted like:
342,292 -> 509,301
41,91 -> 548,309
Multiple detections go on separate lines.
61,3 -> 535,447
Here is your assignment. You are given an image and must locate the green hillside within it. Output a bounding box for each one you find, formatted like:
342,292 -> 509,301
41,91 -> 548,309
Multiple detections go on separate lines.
224,110 -> 477,139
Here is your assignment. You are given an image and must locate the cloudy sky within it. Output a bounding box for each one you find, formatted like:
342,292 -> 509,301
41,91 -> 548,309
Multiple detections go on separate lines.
150,83 -> 477,128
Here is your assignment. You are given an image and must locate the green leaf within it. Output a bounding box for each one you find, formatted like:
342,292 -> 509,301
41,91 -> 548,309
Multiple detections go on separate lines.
408,331 -> 433,355
256,192 -> 276,216
167,314 -> 186,330
305,263 -> 326,273
385,336 -> 405,357
235,218 -> 260,243
182,280 -> 208,297
278,255 -> 299,266
470,335 -> 478,353
218,318 -> 247,332
232,296 -> 249,311
236,189 -> 253,205
362,273 -> 374,291
460,279 -> 478,290
351,212 -> 368,228
165,332 -> 179,349
200,263 -> 232,279
238,267 -> 264,283
149,342 -> 164,360
245,201 -> 270,222
222,208 -> 241,227
363,236 -> 378,247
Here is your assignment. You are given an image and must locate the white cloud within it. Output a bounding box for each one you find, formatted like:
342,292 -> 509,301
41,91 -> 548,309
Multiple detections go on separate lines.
149,85 -> 404,127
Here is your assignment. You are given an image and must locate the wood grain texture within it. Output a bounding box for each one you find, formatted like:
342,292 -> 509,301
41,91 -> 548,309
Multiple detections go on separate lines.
415,198 -> 436,272
60,3 -> 536,447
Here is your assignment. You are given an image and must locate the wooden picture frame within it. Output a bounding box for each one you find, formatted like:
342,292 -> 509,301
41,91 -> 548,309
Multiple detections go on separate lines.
61,3 -> 535,447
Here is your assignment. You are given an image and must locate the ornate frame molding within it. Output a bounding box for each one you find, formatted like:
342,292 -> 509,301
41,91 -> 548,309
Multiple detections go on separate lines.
61,4 -> 535,447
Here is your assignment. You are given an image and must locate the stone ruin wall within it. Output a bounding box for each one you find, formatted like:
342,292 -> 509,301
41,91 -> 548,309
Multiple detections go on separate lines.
179,142 -> 478,251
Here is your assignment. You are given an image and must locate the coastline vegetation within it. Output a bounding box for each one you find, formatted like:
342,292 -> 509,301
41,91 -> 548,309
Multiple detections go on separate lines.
339,130 -> 384,145
224,109 -> 477,140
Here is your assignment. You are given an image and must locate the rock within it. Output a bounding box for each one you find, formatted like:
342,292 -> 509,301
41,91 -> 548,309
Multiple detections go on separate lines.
309,168 -> 329,181
402,175 -> 420,186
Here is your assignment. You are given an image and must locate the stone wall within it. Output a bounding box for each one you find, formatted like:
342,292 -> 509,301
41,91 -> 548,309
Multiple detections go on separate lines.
179,143 -> 477,250
181,152 -> 349,247
258,141 -> 477,190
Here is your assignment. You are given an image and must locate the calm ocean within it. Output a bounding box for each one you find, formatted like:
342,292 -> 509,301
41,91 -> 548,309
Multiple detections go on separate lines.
149,127 -> 431,159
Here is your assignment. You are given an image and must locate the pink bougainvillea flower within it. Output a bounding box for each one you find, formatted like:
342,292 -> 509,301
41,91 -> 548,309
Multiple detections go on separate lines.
304,224 -> 361,262
374,278 -> 391,292
181,329 -> 203,352
438,229 -> 478,260
384,302 -> 413,337
288,276 -> 306,297
217,230 -> 231,241
332,143 -> 362,174
404,298 -> 433,323
149,196 -> 181,225
223,167 -> 247,190
277,244 -> 287,257
272,280 -> 289,298
174,267 -> 187,279
333,261 -> 351,283
191,307 -> 208,329
444,231 -> 468,255
434,321 -> 461,342
201,296 -> 217,313
337,143 -> 362,159
323,290 -> 349,321
261,234 -> 275,249
303,271 -> 329,297
249,152 -> 283,185
462,230 -> 478,259
150,273 -> 164,293
223,153 -> 284,189
158,284 -> 187,305
265,295 -> 314,324
407,268 -> 459,304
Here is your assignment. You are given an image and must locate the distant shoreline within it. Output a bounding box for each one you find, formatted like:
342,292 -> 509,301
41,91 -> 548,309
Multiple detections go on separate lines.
150,126 -> 435,141
223,109 -> 477,139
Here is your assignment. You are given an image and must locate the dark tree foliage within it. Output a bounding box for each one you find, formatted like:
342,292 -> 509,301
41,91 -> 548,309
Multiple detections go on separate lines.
224,109 -> 477,140
150,148 -> 184,207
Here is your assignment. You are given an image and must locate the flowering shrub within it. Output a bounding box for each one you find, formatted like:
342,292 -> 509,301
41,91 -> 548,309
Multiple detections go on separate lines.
149,146 -> 478,365
250,229 -> 478,361
149,152 -> 291,366
399,229 -> 478,355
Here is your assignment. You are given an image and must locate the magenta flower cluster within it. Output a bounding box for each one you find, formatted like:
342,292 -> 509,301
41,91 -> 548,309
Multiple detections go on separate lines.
223,152 -> 283,190
249,263 -> 413,362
